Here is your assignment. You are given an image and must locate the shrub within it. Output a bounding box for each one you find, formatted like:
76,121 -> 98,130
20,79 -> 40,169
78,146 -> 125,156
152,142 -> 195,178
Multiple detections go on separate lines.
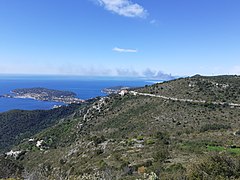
200,123 -> 231,132
91,135 -> 106,146
153,147 -> 169,163
95,149 -> 104,155
235,130 -> 240,136
166,163 -> 186,173
155,131 -> 169,145
187,153 -> 240,179
137,135 -> 144,141
146,139 -> 155,145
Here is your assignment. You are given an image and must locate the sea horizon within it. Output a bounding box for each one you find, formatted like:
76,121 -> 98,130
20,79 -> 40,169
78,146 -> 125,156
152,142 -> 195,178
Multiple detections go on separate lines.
0,75 -> 156,113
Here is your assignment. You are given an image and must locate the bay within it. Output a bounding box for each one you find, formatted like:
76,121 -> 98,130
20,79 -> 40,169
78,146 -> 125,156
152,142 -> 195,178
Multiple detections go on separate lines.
0,75 -> 154,112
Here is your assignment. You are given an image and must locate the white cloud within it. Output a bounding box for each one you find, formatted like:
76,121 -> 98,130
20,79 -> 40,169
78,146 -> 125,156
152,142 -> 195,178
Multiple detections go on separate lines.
113,47 -> 138,53
97,0 -> 148,18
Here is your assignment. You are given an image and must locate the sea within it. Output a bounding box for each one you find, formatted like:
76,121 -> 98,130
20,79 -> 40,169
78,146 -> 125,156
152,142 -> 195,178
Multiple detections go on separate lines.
0,75 -> 156,113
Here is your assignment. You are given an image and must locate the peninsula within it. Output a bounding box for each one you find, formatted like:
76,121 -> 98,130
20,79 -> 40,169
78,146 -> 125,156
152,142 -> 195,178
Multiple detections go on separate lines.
2,87 -> 84,104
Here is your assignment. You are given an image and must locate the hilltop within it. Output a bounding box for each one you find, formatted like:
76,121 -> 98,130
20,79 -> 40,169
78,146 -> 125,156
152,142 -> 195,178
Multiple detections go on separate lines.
139,75 -> 240,104
1,75 -> 240,179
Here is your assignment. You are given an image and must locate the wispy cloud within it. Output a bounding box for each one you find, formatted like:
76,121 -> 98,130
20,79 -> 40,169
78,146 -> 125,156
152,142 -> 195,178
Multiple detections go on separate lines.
97,0 -> 148,18
150,19 -> 159,26
113,47 -> 138,53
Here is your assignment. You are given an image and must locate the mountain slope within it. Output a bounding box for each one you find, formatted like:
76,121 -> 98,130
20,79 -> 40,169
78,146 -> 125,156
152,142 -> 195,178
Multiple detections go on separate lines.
0,104 -> 81,153
2,75 -> 240,180
139,75 -> 240,104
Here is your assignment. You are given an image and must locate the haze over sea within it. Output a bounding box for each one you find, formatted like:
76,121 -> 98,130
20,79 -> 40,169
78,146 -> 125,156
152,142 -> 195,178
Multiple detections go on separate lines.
0,75 -> 154,112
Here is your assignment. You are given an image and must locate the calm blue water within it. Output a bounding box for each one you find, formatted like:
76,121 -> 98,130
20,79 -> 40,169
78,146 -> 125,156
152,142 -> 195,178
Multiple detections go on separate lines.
0,75 -> 154,112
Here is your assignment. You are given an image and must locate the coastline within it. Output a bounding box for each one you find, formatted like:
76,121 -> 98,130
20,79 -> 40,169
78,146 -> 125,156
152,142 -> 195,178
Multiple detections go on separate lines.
2,87 -> 85,104
0,78 -> 155,112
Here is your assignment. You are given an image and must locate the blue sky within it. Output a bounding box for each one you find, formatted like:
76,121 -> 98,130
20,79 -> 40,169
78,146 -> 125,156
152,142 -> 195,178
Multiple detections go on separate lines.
0,0 -> 240,77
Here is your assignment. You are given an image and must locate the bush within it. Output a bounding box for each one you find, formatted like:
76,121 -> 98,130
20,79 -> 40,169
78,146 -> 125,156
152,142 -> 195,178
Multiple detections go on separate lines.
187,153 -> 240,179
200,123 -> 231,132
166,163 -> 186,173
155,131 -> 169,145
137,135 -> 144,140
235,130 -> 240,136
146,139 -> 155,145
91,135 -> 106,146
95,149 -> 104,155
153,146 -> 169,163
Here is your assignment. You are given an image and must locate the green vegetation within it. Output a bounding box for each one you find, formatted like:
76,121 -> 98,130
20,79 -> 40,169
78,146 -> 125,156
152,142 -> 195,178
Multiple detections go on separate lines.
0,104 -> 81,153
139,75 -> 240,104
200,123 -> 231,132
1,75 -> 240,179
188,153 -> 240,179
207,145 -> 240,155
207,145 -> 225,152
0,156 -> 23,179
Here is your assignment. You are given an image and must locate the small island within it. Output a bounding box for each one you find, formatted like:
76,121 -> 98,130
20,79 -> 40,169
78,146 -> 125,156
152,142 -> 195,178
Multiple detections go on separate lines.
2,87 -> 85,104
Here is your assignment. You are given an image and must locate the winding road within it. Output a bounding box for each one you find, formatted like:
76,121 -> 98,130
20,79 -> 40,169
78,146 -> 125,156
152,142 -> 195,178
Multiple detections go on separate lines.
129,91 -> 240,107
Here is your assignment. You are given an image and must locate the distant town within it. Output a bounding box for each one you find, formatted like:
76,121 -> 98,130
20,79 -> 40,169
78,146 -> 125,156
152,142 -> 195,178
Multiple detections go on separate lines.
1,87 -> 85,104
101,86 -> 131,94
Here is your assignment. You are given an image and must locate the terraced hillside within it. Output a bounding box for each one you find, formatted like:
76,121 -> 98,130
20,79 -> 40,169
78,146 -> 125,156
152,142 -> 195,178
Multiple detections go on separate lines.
2,75 -> 240,180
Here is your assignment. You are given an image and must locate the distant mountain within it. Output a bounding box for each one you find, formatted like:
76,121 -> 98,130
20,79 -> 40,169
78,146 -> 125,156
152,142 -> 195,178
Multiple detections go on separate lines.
2,75 -> 240,179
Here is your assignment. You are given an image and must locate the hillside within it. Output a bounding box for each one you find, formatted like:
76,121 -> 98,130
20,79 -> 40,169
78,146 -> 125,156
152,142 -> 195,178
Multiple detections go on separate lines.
0,104 -> 82,153
2,75 -> 240,179
139,75 -> 240,104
